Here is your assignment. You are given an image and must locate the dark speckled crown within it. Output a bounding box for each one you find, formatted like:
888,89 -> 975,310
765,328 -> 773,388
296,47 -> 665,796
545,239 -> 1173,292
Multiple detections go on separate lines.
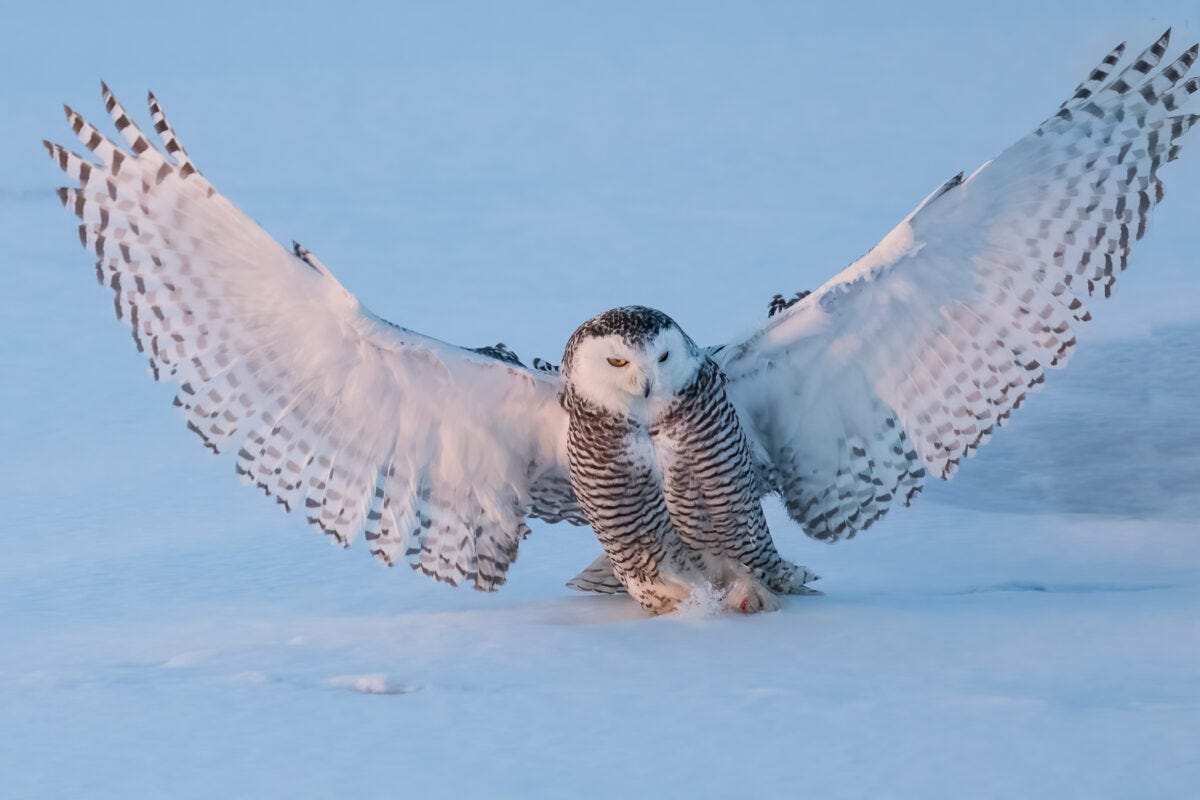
561,306 -> 680,374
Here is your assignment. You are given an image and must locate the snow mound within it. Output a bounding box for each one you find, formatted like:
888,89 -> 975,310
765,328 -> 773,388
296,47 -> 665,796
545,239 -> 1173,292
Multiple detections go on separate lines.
328,674 -> 418,695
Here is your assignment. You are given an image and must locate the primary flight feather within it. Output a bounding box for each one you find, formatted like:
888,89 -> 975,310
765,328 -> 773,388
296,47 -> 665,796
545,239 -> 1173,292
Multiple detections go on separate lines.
48,31 -> 1198,613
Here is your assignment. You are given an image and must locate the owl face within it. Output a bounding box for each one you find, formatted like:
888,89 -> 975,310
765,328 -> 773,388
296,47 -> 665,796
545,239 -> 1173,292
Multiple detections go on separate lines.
563,307 -> 702,420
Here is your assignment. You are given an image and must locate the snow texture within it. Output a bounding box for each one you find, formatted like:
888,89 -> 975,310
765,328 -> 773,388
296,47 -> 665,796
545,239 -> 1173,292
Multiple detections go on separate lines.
2,3 -> 1198,798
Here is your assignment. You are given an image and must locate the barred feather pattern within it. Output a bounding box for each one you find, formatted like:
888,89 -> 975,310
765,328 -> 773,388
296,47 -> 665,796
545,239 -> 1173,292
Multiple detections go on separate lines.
48,85 -> 586,591
562,359 -> 814,611
652,360 -> 813,591
565,552 -> 628,594
563,389 -> 686,612
718,30 -> 1198,542
757,393 -> 926,542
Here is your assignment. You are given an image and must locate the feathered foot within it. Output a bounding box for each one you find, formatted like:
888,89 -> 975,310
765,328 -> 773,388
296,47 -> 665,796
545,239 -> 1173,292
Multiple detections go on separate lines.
723,577 -> 781,614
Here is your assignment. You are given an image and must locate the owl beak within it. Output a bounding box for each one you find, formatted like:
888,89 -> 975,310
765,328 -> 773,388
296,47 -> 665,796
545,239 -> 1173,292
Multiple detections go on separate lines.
642,377 -> 652,398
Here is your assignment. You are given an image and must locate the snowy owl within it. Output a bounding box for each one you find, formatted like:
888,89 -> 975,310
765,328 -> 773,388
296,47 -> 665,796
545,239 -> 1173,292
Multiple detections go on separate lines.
47,31 -> 1197,614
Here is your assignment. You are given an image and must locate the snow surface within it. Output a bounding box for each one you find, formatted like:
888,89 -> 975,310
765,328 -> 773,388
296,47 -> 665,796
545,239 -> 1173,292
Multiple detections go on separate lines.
2,3 -> 1199,798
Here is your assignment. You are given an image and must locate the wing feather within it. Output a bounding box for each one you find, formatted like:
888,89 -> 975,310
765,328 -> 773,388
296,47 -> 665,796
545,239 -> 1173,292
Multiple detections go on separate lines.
717,31 -> 1198,541
49,86 -> 585,590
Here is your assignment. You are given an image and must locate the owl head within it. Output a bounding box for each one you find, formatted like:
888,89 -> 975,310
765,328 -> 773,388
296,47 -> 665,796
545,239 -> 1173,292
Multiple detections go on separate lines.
561,306 -> 703,419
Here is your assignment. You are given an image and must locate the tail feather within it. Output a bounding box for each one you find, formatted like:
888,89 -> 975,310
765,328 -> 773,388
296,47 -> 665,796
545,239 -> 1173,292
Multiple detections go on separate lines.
565,553 -> 626,594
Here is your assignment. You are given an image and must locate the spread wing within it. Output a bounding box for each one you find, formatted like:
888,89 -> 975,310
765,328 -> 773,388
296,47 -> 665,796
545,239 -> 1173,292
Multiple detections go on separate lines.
714,31 -> 1199,541
47,85 -> 586,590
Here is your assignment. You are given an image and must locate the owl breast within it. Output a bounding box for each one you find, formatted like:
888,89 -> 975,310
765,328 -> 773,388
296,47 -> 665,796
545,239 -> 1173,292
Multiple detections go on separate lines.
563,391 -> 687,593
563,359 -> 793,612
648,360 -> 773,563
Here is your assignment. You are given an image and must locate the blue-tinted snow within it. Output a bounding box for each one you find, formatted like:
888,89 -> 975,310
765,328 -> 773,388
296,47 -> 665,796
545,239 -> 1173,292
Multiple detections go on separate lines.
2,3 -> 1198,798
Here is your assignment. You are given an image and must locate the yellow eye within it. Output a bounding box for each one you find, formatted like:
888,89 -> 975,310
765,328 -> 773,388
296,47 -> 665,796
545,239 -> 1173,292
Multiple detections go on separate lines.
606,357 -> 629,368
